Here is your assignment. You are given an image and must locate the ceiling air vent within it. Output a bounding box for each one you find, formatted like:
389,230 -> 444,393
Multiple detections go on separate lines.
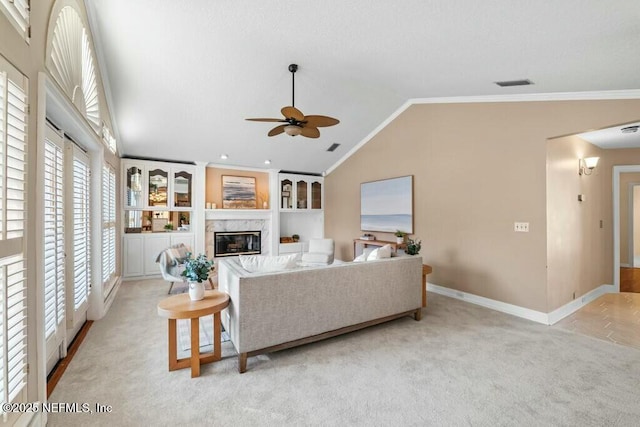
327,143 -> 340,152
495,79 -> 534,87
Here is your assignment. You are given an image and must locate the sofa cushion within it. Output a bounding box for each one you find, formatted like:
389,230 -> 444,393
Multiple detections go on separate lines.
367,244 -> 392,260
301,253 -> 333,264
239,254 -> 298,273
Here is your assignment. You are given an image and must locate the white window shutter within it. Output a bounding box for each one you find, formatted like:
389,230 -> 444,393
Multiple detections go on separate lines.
0,58 -> 28,409
0,0 -> 30,41
43,139 -> 65,339
72,151 -> 91,310
102,165 -> 116,288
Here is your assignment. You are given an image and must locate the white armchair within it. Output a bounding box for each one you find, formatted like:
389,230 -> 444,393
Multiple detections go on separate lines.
301,238 -> 335,265
156,244 -> 190,294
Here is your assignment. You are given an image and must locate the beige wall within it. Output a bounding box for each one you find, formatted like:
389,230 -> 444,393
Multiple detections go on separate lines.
619,172 -> 640,266
546,136 -> 607,311
205,167 -> 270,208
325,100 -> 640,313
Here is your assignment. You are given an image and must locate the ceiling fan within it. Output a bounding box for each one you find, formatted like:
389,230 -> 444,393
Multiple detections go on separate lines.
246,64 -> 339,138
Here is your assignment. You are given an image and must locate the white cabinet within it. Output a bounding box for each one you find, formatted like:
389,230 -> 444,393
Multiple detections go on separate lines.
279,174 -> 323,211
123,233 -> 194,279
122,159 -> 195,211
279,242 -> 309,255
123,235 -> 144,277
278,173 -> 324,255
144,234 -> 172,275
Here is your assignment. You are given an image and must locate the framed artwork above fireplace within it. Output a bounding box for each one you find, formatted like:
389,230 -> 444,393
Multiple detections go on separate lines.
222,175 -> 257,209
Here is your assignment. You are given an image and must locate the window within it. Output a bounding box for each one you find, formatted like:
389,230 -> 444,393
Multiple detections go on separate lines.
46,6 -> 100,132
43,131 -> 65,355
0,57 -> 28,410
0,0 -> 30,41
71,147 -> 91,312
102,164 -> 116,294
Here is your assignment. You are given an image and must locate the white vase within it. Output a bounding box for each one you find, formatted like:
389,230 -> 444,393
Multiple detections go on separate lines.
396,237 -> 404,244
188,281 -> 205,301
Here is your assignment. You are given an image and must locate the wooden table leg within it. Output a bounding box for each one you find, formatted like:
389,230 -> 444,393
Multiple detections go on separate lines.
168,319 -> 178,371
213,312 -> 221,360
190,317 -> 200,378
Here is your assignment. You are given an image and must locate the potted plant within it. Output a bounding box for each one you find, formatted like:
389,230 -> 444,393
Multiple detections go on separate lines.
394,230 -> 407,244
164,222 -> 174,231
406,238 -> 422,256
292,234 -> 300,242
181,253 -> 214,300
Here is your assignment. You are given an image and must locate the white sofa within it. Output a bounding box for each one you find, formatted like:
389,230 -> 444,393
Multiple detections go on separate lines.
217,255 -> 423,372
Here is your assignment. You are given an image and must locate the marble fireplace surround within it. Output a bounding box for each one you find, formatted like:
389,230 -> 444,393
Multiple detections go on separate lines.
205,210 -> 272,259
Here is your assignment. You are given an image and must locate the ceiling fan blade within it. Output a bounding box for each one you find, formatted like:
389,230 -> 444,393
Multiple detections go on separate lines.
304,115 -> 340,128
281,106 -> 305,121
300,126 -> 320,138
268,124 -> 287,136
246,118 -> 287,122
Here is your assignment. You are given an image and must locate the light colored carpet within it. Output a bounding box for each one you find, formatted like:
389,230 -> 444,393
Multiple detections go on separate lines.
48,278 -> 640,426
177,315 -> 230,353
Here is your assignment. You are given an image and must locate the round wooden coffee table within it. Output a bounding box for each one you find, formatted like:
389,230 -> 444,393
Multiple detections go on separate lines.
157,290 -> 229,377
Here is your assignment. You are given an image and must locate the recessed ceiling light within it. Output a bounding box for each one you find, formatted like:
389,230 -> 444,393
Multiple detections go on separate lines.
621,126 -> 639,134
264,159 -> 271,165
220,154 -> 228,160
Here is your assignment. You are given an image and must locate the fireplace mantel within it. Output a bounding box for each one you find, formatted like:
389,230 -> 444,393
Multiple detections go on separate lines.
205,209 -> 272,221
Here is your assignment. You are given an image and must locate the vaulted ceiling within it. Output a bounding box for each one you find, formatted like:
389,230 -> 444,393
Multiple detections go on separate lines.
85,0 -> 640,174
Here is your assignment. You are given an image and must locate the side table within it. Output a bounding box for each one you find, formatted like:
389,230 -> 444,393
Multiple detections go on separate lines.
422,265 -> 432,308
157,290 -> 229,378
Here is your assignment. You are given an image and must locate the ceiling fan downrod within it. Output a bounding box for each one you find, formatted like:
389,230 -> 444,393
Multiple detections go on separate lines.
289,63 -> 298,108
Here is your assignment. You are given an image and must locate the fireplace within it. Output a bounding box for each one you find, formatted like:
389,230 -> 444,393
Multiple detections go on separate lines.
214,231 -> 261,257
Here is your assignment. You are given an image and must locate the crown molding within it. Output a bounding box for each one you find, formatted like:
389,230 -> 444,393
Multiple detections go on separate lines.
325,90 -> 640,176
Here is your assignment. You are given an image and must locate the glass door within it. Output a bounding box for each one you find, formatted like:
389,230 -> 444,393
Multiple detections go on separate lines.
281,179 -> 293,209
148,168 -> 169,207
125,164 -> 144,208
296,179 -> 308,209
173,170 -> 193,208
311,180 -> 322,209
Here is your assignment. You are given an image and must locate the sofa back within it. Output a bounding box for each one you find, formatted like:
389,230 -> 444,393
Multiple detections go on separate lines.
218,255 -> 423,353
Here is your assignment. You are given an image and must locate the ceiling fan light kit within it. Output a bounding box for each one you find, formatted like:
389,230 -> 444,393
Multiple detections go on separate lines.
246,64 -> 339,139
284,125 -> 302,136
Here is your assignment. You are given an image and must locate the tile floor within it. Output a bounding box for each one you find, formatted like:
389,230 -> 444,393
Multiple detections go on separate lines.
555,292 -> 640,350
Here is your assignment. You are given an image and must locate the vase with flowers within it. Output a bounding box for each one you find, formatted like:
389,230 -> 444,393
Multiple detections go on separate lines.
181,253 -> 214,301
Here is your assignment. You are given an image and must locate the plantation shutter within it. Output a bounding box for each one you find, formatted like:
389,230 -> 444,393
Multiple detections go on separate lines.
0,58 -> 28,408
72,147 -> 90,311
43,136 -> 65,340
0,0 -> 30,40
102,164 -> 115,289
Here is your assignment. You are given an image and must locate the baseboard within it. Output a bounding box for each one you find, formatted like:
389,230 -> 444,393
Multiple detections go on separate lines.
546,284 -> 615,325
620,263 -> 631,268
427,283 -> 549,324
426,283 -> 615,326
103,276 -> 122,314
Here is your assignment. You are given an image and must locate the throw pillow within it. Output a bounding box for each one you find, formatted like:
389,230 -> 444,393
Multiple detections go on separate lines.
353,253 -> 367,263
239,254 -> 298,273
367,244 -> 392,260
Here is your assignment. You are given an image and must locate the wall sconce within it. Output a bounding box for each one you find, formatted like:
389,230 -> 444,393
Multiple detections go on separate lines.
578,157 -> 599,176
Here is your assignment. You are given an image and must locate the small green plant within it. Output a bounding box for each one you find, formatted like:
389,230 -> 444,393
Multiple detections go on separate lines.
181,253 -> 214,283
394,230 -> 407,238
406,238 -> 422,255
164,222 -> 174,230
292,234 -> 300,242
